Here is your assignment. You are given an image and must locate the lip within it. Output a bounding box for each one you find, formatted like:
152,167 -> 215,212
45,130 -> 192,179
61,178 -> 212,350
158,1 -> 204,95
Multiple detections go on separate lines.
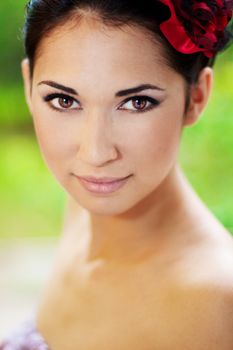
75,174 -> 132,194
77,175 -> 130,184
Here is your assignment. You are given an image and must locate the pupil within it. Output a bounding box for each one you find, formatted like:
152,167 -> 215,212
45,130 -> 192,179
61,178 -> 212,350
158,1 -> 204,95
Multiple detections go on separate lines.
59,97 -> 72,108
134,98 -> 146,109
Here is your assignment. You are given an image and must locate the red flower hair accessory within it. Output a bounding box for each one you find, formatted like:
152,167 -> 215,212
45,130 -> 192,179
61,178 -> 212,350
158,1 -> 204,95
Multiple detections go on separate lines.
158,0 -> 233,57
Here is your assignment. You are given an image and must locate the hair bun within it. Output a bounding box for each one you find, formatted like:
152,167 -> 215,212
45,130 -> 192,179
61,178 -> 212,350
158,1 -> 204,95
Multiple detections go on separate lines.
158,0 -> 233,57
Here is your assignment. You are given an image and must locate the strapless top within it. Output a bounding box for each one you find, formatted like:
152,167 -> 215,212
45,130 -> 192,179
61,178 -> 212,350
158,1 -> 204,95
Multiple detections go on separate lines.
0,319 -> 50,350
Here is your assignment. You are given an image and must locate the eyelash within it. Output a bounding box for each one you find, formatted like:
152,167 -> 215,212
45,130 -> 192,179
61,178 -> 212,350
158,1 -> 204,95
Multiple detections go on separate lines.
43,93 -> 161,114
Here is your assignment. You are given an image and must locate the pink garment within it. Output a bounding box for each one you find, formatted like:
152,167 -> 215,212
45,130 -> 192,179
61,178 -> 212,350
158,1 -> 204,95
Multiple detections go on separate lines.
0,320 -> 50,350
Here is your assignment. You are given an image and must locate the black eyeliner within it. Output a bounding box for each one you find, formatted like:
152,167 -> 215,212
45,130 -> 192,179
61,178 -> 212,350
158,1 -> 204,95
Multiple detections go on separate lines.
124,95 -> 160,105
42,93 -> 161,114
43,93 -> 77,102
120,95 -> 161,113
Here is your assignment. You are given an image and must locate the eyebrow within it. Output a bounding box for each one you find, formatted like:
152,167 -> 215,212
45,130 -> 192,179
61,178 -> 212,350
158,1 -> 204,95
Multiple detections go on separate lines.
38,81 -> 78,95
115,84 -> 166,97
37,81 -> 166,97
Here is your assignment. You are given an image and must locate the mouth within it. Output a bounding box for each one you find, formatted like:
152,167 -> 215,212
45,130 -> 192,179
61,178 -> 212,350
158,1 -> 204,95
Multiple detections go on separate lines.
76,175 -> 132,184
74,174 -> 133,194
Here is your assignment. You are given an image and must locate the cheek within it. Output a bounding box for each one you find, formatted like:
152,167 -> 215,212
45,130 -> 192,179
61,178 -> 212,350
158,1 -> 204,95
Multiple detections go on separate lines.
125,111 -> 183,182
31,111 -> 73,181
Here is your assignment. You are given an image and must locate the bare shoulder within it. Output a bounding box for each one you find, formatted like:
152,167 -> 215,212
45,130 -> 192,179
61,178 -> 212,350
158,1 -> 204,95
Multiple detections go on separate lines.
160,277 -> 233,350
167,217 -> 233,282
161,228 -> 233,350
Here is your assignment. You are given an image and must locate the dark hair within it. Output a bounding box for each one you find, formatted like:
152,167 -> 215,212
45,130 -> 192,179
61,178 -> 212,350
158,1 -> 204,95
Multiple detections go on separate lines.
22,0 -> 231,101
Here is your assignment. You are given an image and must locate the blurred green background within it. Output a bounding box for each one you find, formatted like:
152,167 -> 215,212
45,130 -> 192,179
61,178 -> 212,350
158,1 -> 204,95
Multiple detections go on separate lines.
0,1 -> 232,238
0,1 -> 66,238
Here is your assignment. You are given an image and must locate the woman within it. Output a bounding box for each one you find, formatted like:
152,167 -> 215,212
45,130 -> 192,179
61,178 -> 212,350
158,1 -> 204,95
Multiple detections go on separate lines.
1,0 -> 233,349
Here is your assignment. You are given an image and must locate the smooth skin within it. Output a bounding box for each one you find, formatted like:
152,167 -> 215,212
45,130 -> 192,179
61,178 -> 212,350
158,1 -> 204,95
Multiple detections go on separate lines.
22,13 -> 233,350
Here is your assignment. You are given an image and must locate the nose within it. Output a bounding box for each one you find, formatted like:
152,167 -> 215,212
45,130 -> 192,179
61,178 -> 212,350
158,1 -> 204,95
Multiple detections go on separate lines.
77,114 -> 119,167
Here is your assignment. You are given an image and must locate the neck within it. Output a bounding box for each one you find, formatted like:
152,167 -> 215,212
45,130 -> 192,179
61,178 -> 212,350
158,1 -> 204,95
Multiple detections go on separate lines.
62,164 -> 204,265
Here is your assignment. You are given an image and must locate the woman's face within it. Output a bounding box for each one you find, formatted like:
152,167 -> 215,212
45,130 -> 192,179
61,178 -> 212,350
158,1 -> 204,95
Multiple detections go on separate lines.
22,18 -> 197,215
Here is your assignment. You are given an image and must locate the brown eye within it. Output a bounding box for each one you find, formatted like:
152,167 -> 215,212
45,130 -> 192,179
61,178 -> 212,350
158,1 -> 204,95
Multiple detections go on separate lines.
132,97 -> 147,110
58,96 -> 74,109
43,93 -> 80,111
119,96 -> 160,113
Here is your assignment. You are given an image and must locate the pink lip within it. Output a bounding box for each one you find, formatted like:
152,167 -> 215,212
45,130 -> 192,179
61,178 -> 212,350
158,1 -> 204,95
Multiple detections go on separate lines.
75,175 -> 132,194
77,175 -> 130,184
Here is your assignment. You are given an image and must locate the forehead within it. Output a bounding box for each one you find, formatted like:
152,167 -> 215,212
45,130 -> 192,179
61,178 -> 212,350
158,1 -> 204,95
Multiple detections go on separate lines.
33,17 -> 180,89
